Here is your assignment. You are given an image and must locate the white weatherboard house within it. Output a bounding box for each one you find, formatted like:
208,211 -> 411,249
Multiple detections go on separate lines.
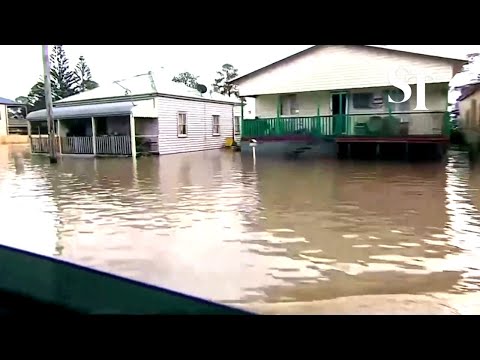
26,72 -> 240,157
230,45 -> 467,158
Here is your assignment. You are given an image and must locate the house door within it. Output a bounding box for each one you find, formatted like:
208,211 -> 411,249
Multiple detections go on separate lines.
330,92 -> 348,134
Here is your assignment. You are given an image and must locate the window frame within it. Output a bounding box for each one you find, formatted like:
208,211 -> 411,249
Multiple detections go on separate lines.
177,112 -> 188,138
212,115 -> 220,136
234,116 -> 240,135
280,94 -> 299,116
352,92 -> 375,110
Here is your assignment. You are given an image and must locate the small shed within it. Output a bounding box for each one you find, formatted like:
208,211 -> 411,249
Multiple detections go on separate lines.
26,72 -> 240,157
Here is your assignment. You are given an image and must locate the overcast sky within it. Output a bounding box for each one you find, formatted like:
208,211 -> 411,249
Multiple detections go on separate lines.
1,45 -> 479,101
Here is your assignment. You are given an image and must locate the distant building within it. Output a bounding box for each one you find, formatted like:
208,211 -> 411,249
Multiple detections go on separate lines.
456,81 -> 480,156
0,97 -> 28,136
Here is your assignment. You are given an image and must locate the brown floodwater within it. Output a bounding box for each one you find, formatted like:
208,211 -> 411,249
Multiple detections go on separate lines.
1,144 -> 480,311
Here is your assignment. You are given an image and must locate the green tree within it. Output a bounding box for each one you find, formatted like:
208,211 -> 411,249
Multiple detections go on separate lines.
212,64 -> 239,97
24,45 -> 76,110
26,80 -> 47,111
172,72 -> 199,89
15,96 -> 29,104
49,45 -> 78,99
19,46 -> 100,111
74,55 -> 99,92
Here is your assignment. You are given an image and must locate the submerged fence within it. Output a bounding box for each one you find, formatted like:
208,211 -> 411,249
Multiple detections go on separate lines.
31,135 -> 135,156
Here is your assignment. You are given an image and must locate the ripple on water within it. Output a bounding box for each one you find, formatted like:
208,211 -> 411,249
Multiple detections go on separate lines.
3,147 -> 480,306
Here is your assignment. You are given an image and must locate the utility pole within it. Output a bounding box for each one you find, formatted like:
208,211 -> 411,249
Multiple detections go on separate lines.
42,45 -> 57,164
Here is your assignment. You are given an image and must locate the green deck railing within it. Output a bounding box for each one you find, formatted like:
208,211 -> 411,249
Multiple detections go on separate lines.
242,111 -> 451,139
242,116 -> 337,138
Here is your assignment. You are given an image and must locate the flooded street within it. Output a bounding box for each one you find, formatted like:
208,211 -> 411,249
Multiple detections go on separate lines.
2,144 -> 480,314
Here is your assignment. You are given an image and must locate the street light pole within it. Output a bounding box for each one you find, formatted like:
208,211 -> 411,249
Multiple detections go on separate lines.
42,45 -> 57,164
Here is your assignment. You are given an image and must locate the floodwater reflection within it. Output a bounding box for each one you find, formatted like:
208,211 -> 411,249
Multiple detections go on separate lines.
1,145 -> 480,307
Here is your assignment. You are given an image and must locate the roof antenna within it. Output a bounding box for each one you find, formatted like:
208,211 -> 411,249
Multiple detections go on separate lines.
112,80 -> 132,95
148,71 -> 158,93
112,79 -> 135,106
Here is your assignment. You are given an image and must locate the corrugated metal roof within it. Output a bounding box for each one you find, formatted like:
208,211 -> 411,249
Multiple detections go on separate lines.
27,101 -> 135,121
55,74 -> 155,104
55,72 -> 240,105
0,97 -> 20,105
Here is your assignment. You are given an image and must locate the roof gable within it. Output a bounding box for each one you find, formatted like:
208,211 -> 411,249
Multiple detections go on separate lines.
231,45 -> 465,96
231,45 -> 467,85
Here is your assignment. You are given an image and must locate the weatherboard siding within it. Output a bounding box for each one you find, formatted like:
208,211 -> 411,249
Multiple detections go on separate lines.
156,97 -> 234,155
237,45 -> 458,97
255,95 -> 277,118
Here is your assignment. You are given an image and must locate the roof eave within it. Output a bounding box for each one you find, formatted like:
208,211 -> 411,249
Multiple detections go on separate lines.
367,45 -> 468,62
55,93 -> 158,107
26,101 -> 137,122
156,92 -> 240,105
0,101 -> 24,106
28,111 -> 132,122
56,92 -> 239,107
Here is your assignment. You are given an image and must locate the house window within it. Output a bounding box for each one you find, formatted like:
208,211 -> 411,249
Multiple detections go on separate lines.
234,116 -> 240,134
178,112 -> 187,137
212,115 -> 220,135
352,93 -> 374,109
388,90 -> 410,112
280,94 -> 299,116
